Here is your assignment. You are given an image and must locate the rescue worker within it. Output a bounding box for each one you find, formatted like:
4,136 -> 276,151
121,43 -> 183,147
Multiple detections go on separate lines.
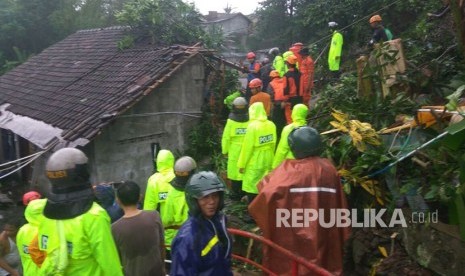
245,52 -> 261,101
16,193 -> 44,276
34,147 -> 123,275
223,90 -> 242,111
170,171 -> 233,275
272,104 -> 308,169
283,54 -> 301,124
290,42 -> 304,66
369,14 -> 393,45
267,70 -> 287,142
249,78 -> 272,117
237,102 -> 276,202
161,156 -> 197,259
268,47 -> 285,77
259,57 -> 272,91
298,47 -> 315,107
282,50 -> 294,73
221,97 -> 250,201
328,21 -> 343,75
249,127 -> 351,275
144,149 -> 175,212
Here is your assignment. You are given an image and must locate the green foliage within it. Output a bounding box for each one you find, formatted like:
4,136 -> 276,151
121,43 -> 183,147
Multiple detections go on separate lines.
115,0 -> 205,45
117,35 -> 135,51
185,69 -> 239,173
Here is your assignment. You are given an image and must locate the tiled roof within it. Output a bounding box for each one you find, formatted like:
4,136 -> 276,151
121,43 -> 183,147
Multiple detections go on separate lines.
0,27 -> 202,147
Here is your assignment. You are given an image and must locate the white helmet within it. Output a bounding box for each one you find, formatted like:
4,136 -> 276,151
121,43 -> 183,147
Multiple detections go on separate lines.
328,22 -> 338,28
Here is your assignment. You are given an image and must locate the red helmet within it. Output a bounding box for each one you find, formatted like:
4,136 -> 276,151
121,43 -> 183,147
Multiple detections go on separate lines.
248,78 -> 263,89
246,52 -> 256,59
23,191 -> 41,206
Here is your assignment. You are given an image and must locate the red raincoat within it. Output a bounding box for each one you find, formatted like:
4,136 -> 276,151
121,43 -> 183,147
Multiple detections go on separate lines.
249,157 -> 351,275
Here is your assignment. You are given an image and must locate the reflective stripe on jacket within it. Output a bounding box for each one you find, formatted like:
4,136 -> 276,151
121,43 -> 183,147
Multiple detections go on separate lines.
37,202 -> 123,275
170,214 -> 233,276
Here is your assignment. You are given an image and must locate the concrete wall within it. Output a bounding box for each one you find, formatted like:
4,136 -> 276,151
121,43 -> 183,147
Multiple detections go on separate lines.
218,16 -> 250,36
88,56 -> 205,192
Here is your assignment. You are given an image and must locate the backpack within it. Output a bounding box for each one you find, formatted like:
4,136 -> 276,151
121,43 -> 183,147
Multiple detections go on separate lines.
385,28 -> 394,41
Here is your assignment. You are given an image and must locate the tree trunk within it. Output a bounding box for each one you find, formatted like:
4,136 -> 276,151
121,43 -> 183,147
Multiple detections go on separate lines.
449,0 -> 465,59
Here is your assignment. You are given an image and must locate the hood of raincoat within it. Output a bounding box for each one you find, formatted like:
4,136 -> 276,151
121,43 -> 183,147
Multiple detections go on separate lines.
248,102 -> 267,122
291,104 -> 308,126
156,149 -> 175,173
25,198 -> 47,226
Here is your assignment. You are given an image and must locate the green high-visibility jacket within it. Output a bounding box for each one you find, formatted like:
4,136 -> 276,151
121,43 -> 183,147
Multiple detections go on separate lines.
222,118 -> 249,181
328,31 -> 343,71
272,55 -> 285,77
223,91 -> 242,110
37,202 -> 123,275
160,188 -> 188,250
282,51 -> 294,73
237,102 -> 276,194
17,199 -> 47,276
272,104 -> 308,169
144,149 -> 175,211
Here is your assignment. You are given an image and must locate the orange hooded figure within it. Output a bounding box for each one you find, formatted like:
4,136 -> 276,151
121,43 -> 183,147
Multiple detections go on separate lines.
249,127 -> 351,275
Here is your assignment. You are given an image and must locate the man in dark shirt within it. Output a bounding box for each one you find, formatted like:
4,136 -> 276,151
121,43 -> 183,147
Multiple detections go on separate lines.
369,14 -> 390,45
112,181 -> 165,276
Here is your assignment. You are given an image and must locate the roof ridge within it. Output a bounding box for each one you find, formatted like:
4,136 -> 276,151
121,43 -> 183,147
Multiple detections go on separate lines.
76,26 -> 129,33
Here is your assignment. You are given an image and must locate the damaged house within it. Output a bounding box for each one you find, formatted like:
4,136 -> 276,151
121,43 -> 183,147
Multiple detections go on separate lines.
0,26 -> 215,193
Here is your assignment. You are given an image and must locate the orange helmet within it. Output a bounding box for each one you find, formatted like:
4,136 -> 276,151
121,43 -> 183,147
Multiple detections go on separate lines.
269,70 -> 280,78
286,55 -> 298,65
246,52 -> 256,59
248,78 -> 263,89
369,15 -> 382,24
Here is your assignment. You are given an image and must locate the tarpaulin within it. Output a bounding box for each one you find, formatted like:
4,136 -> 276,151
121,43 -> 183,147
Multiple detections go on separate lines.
249,157 -> 351,275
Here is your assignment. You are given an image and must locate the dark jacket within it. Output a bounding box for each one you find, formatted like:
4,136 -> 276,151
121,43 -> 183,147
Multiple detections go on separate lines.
170,213 -> 233,276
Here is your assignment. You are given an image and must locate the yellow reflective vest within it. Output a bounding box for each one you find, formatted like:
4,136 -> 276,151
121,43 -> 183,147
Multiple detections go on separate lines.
144,149 -> 175,211
328,30 -> 343,71
160,188 -> 189,250
272,104 -> 308,169
237,102 -> 276,194
222,119 -> 249,181
37,202 -> 123,275
17,199 -> 47,276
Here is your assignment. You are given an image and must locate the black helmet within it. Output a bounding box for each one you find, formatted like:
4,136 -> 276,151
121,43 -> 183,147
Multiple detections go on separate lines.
46,147 -> 90,194
172,156 -> 197,190
268,47 -> 280,56
185,171 -> 226,217
288,127 -> 323,159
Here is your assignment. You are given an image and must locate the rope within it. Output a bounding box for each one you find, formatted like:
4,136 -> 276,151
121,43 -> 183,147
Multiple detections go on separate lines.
366,131 -> 449,178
